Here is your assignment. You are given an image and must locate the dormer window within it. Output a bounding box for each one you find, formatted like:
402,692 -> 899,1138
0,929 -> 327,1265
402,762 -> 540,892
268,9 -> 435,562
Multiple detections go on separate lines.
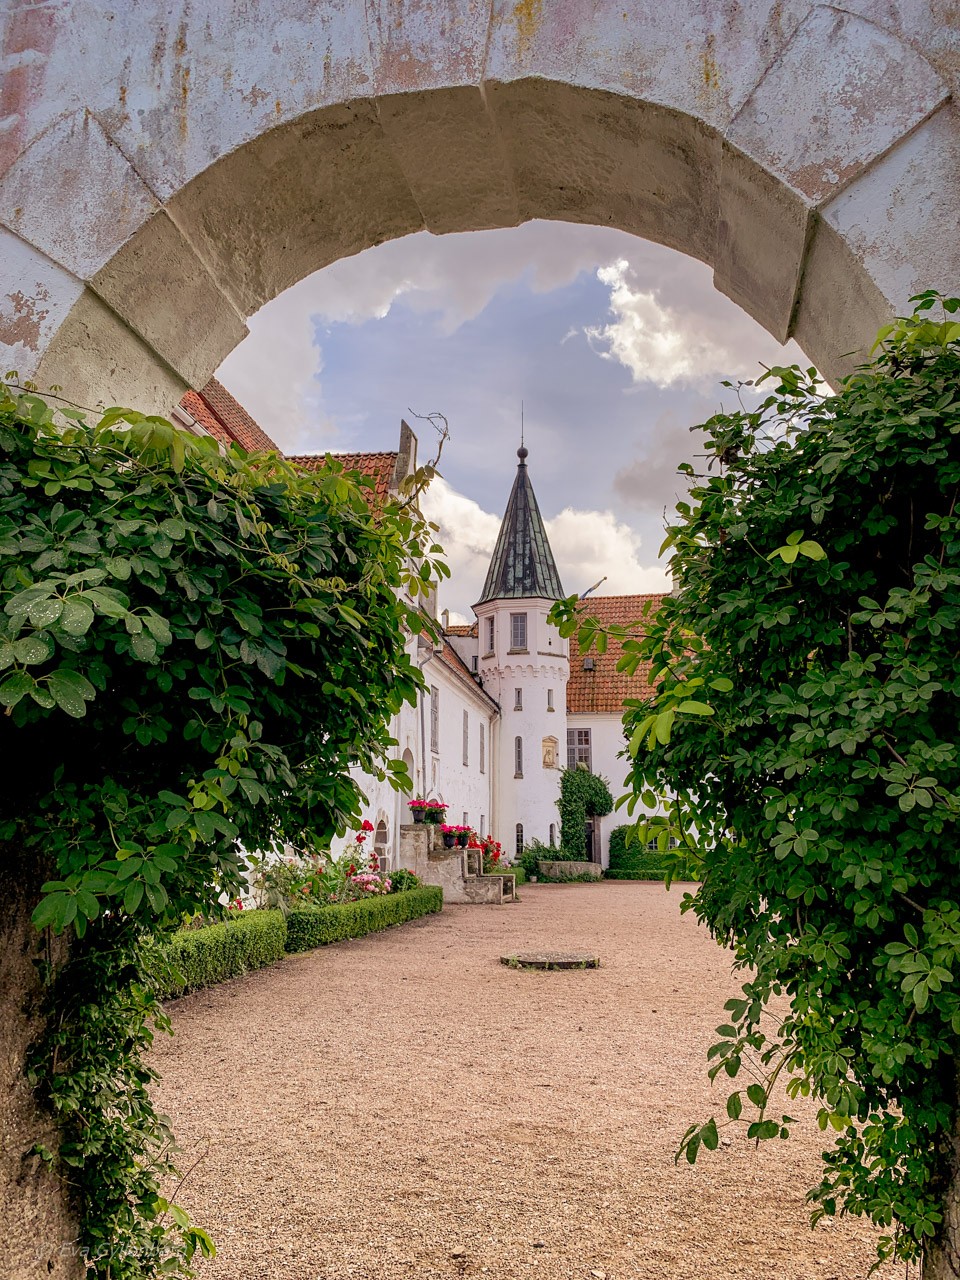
510,612 -> 528,651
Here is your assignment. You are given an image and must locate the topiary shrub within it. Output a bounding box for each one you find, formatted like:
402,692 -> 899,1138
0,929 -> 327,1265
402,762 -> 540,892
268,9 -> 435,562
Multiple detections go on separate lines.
285,886 -> 442,951
157,909 -> 286,998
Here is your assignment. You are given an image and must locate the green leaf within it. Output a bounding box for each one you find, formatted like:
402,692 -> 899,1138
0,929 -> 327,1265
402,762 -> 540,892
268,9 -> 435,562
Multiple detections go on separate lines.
47,668 -> 96,718
726,1092 -> 743,1121
123,880 -> 144,914
59,597 -> 95,636
677,700 -> 715,716
0,670 -> 35,708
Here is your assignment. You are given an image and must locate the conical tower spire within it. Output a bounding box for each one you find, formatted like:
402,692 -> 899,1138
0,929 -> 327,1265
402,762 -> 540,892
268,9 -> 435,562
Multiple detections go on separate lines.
477,446 -> 564,603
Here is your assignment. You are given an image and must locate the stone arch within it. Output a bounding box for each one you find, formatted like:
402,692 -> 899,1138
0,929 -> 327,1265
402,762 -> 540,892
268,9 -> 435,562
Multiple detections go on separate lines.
1,4 -> 957,411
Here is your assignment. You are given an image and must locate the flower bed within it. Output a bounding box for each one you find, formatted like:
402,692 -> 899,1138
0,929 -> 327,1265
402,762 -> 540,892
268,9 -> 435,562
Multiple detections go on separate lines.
285,885 -> 443,952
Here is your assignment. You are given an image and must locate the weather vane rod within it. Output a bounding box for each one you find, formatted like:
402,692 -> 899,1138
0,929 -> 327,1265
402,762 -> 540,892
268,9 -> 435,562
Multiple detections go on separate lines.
520,400 -> 524,449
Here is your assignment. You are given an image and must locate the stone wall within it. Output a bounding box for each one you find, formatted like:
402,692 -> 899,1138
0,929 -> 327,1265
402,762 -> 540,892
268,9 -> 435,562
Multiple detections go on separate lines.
1,3 -> 957,408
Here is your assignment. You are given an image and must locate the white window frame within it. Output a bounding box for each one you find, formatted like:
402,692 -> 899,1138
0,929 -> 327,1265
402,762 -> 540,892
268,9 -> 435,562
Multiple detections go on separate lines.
485,616 -> 495,654
566,727 -> 592,771
510,612 -> 527,651
514,687 -> 522,710
430,685 -> 439,753
515,735 -> 523,778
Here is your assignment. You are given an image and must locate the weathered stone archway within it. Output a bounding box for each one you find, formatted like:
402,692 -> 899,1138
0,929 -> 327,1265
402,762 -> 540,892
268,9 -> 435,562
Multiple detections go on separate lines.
1,2 -> 957,411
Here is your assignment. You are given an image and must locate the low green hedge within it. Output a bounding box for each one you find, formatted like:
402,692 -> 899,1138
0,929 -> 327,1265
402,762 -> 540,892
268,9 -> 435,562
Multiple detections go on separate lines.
606,825 -> 697,881
158,908 -> 287,998
488,866 -> 527,885
285,885 -> 443,953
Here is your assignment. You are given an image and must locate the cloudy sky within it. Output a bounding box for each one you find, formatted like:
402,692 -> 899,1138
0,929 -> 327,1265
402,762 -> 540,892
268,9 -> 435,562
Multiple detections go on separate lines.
217,221 -> 804,620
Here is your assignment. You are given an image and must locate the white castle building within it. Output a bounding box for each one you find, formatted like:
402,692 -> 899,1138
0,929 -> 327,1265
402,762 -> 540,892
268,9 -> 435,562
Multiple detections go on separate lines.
176,380 -> 662,871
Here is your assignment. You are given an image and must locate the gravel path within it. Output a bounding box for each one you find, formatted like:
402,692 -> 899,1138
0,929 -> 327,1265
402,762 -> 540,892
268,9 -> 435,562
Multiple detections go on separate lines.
153,883 -> 901,1280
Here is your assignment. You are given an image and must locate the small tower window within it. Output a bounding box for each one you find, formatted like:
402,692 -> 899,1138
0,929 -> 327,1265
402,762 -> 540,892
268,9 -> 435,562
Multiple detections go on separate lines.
510,612 -> 528,650
515,736 -> 523,778
516,823 -> 524,857
547,688 -> 554,710
471,654 -> 478,672
514,688 -> 522,710
549,823 -> 556,847
486,616 -> 495,654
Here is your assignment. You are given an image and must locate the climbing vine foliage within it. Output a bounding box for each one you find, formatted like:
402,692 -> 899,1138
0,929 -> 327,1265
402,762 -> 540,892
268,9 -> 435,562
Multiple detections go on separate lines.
0,385 -> 446,1275
557,765 -> 613,856
552,295 -> 960,1270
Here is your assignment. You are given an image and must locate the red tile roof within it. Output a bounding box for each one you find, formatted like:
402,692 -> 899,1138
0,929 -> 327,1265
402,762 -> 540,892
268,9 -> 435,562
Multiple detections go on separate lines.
287,451 -> 398,506
179,378 -> 280,452
445,623 -> 477,637
567,594 -> 667,716
435,637 -> 499,710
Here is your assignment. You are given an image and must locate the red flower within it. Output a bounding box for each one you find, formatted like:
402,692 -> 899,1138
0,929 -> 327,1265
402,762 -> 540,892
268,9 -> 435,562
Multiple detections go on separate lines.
361,819 -> 375,832
348,864 -> 356,876
356,833 -> 366,843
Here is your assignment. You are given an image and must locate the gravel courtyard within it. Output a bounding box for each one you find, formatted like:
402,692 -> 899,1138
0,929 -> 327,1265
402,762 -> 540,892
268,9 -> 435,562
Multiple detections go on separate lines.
153,883 -> 901,1280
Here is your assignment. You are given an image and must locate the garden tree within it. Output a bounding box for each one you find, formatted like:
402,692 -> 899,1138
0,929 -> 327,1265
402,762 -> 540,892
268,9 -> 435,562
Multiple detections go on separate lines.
0,385 -> 447,1279
552,296 -> 960,1276
557,765 -> 613,856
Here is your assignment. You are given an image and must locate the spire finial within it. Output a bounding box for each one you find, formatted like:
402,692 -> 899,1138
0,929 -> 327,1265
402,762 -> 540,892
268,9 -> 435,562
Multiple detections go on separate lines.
518,400 -> 528,463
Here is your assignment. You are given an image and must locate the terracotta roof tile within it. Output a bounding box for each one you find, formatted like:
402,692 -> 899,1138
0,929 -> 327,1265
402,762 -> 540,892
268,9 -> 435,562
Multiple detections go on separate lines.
179,378 -> 280,452
435,637 -> 499,711
567,593 -> 666,715
445,623 -> 477,637
287,451 -> 398,506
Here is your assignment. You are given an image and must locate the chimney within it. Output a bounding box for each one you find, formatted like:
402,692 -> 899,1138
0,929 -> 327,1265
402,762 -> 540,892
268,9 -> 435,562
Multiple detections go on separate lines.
441,609 -> 449,630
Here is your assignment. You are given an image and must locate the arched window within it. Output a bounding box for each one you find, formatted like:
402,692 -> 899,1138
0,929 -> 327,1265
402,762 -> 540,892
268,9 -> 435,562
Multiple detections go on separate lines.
516,823 -> 524,857
374,819 -> 389,870
514,735 -> 523,778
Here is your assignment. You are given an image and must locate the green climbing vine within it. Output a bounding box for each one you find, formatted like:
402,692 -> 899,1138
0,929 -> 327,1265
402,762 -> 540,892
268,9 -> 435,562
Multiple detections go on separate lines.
557,765 -> 613,856
0,382 -> 447,1275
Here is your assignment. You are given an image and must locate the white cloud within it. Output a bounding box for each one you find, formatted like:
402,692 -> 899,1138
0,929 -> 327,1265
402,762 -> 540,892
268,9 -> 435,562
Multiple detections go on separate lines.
546,507 -> 671,599
584,256 -> 804,390
421,476 -> 669,618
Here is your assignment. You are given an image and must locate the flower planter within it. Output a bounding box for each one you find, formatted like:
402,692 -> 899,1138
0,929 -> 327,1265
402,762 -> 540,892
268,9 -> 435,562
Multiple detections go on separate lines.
411,809 -> 424,824
442,833 -> 457,849
457,833 -> 469,847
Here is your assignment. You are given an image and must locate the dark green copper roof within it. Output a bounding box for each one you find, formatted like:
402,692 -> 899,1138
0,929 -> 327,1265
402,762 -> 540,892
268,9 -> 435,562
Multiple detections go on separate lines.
477,447 -> 565,604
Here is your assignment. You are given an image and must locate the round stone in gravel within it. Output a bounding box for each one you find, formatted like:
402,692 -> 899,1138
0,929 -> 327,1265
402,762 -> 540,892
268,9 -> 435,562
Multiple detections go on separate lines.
500,951 -> 600,969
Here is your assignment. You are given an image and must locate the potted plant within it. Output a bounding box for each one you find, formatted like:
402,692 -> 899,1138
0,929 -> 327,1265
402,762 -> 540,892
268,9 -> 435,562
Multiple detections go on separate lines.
440,823 -> 458,849
407,798 -> 429,824
424,800 -> 448,825
456,825 -> 471,848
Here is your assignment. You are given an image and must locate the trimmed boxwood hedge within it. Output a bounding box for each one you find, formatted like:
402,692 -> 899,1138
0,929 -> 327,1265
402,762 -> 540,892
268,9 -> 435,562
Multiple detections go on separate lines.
158,908 -> 287,998
605,824 -> 697,881
285,885 -> 443,952
157,888 -> 444,997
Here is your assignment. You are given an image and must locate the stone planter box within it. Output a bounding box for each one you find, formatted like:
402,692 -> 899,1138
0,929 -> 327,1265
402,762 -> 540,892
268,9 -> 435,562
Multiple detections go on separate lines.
536,859 -> 602,881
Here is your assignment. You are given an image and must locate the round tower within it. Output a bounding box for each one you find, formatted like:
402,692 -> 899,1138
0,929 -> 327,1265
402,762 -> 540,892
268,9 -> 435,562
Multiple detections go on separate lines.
474,446 -> 568,860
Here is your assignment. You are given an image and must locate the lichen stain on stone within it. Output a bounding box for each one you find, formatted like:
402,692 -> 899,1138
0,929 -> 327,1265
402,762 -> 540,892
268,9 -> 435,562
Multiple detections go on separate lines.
702,34 -> 718,90
174,19 -> 190,141
0,289 -> 49,353
511,0 -> 543,61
